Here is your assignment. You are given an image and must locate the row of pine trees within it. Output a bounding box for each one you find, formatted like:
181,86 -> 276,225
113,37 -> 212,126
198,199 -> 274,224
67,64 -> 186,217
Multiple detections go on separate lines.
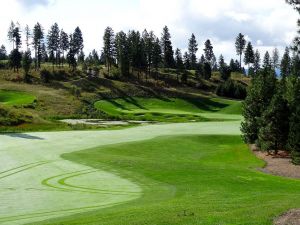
241,0 -> 300,164
1,21 -> 284,83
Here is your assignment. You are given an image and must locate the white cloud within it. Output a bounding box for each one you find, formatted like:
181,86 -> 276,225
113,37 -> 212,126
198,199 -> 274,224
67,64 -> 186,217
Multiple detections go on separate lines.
0,0 -> 298,64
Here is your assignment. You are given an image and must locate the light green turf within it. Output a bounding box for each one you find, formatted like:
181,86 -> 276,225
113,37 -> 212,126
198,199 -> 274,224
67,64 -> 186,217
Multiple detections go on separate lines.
47,135 -> 300,225
94,97 -> 242,121
0,90 -> 36,106
0,121 -> 240,225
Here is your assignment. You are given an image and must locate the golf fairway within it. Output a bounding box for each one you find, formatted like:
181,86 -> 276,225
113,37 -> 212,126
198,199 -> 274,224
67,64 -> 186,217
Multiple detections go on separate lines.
0,121 -> 240,225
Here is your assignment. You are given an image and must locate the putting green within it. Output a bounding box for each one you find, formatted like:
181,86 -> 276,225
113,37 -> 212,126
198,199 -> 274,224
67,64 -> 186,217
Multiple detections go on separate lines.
0,90 -> 36,106
0,121 -> 240,225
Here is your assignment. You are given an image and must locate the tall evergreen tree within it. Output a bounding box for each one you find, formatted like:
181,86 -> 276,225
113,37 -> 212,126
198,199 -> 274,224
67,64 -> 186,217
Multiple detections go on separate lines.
258,82 -> 290,154
253,50 -> 261,75
59,29 -> 69,66
218,54 -> 225,69
72,27 -> 84,58
103,27 -> 115,76
22,50 -> 32,82
183,52 -> 190,70
160,26 -> 174,68
0,45 -> 7,60
235,33 -> 246,69
115,31 -> 130,77
281,47 -> 291,79
287,74 -> 300,164
24,25 -> 31,51
188,33 -> 198,69
47,23 -> 60,67
241,69 -> 277,144
7,21 -> 15,49
263,51 -> 272,70
33,23 -> 44,70
152,37 -> 162,79
175,48 -> 184,81
244,42 -> 255,68
272,48 -> 280,69
203,39 -> 214,64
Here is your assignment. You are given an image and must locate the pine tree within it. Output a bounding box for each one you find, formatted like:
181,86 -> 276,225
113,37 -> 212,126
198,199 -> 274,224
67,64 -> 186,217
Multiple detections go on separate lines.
253,50 -> 261,75
12,26 -> 22,50
183,52 -> 190,70
160,26 -> 174,69
24,25 -> 31,51
22,50 -> 32,82
258,82 -> 290,154
47,23 -> 60,67
235,33 -> 246,69
33,23 -> 44,70
281,47 -> 291,79
272,48 -> 280,69
115,31 -> 130,77
263,51 -> 272,70
72,27 -> 84,57
218,55 -> 225,68
152,38 -> 162,78
0,45 -> 7,60
203,39 -> 214,64
103,27 -> 115,76
244,42 -> 254,68
188,33 -> 198,69
59,29 -> 69,66
203,62 -> 212,80
241,69 -> 276,144
175,48 -> 184,81
7,21 -> 15,49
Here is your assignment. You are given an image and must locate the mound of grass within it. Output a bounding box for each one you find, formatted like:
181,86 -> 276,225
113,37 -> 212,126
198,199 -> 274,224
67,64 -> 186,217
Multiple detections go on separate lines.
94,97 -> 242,122
0,89 -> 36,106
0,105 -> 33,125
37,135 -> 300,225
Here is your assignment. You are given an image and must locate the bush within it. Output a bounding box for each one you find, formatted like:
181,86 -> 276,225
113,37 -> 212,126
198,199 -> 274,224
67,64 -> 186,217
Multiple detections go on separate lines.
216,79 -> 247,99
220,66 -> 231,81
40,69 -> 51,83
0,105 -> 33,126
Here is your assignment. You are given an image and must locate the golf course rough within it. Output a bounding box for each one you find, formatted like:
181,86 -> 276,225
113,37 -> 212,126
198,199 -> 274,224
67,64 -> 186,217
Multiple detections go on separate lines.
0,121 -> 240,225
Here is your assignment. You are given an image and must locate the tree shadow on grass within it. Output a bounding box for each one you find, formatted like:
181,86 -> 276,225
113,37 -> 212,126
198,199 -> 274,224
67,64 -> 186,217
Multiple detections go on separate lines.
3,133 -> 45,140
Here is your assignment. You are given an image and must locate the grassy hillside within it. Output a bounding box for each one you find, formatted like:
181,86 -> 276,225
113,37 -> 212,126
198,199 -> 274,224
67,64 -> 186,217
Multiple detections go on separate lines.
95,97 -> 242,122
0,66 -> 246,131
34,134 -> 300,225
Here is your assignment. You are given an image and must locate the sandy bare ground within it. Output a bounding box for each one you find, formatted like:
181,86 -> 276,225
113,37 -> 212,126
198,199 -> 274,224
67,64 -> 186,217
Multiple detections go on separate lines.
250,145 -> 300,225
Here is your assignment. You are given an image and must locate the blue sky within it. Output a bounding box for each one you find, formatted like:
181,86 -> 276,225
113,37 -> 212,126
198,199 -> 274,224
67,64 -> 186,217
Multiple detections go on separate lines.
0,0 -> 298,63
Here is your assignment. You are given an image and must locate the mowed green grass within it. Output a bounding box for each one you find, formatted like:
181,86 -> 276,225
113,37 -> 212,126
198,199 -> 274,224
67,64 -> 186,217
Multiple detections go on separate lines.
36,135 -> 300,225
0,90 -> 36,106
95,97 -> 242,122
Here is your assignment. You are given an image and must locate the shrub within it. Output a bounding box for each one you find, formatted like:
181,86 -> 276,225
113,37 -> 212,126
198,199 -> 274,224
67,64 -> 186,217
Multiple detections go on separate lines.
216,79 -> 247,99
40,69 -> 51,83
0,105 -> 33,126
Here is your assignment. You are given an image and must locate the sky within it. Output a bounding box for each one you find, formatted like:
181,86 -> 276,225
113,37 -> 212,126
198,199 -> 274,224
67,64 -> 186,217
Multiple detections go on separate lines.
0,0 -> 298,63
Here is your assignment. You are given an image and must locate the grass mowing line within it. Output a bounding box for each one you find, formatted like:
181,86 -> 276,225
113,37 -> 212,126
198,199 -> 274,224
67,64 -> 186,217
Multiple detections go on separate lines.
59,172 -> 141,195
42,169 -> 140,196
0,161 -> 51,180
41,169 -> 96,192
0,202 -> 122,223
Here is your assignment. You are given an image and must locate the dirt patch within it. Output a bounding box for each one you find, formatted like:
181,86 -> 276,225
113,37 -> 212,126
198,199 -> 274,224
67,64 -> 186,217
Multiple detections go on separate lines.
251,145 -> 300,179
274,209 -> 300,225
250,145 -> 300,225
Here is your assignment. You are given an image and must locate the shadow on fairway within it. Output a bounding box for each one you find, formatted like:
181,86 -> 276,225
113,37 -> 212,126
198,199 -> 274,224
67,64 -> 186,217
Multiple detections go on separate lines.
2,133 -> 45,140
